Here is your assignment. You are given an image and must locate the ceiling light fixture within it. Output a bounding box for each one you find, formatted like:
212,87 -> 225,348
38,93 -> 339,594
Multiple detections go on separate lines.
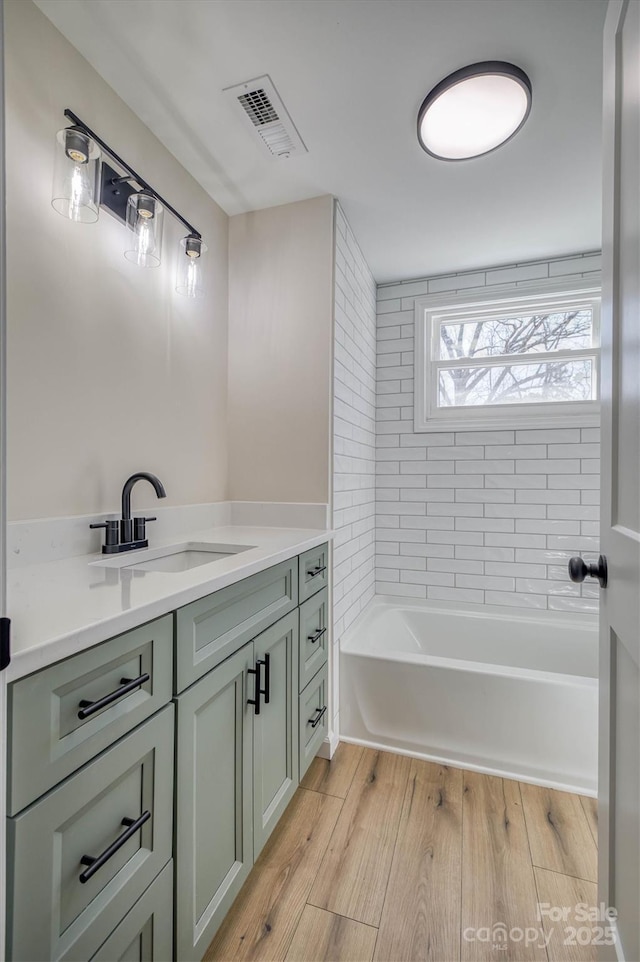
417,61 -> 532,161
51,109 -> 206,291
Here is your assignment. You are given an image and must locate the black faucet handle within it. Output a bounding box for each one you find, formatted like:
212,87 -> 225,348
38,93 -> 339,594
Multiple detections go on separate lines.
90,520 -> 119,548
133,517 -> 157,541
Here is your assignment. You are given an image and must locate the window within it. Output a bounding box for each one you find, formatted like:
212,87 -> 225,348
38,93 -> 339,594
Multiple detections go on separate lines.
414,281 -> 601,432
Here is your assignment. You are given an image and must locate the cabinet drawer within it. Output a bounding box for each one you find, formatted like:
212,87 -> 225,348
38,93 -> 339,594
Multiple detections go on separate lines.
7,706 -> 174,962
8,615 -> 173,815
299,664 -> 329,779
298,588 -> 329,692
91,860 -> 173,962
298,543 -> 328,603
175,557 -> 298,692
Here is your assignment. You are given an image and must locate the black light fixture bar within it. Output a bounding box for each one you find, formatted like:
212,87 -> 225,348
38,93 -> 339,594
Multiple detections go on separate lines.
64,108 -> 201,238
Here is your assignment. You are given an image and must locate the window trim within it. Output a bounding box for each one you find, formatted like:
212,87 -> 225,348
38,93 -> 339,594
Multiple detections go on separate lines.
414,278 -> 602,433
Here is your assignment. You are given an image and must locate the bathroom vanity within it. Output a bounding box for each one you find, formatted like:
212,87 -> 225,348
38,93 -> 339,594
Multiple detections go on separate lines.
5,538 -> 330,962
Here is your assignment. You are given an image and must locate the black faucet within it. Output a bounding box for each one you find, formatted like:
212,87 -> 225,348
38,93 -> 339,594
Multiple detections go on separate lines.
91,472 -> 167,554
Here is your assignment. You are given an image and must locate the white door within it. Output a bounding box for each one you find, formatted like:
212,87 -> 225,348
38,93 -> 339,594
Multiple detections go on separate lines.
598,2 -> 640,958
0,2 -> 7,958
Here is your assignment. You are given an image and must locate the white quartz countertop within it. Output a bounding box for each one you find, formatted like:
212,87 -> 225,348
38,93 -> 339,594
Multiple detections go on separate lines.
6,524 -> 331,681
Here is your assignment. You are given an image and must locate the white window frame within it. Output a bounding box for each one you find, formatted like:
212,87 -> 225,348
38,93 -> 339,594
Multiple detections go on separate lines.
414,278 -> 601,433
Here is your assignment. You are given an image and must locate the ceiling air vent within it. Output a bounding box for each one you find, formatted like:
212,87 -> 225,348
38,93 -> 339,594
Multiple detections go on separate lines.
223,74 -> 307,159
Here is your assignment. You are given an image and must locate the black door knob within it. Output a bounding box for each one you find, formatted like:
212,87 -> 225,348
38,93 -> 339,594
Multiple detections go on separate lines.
568,555 -> 608,588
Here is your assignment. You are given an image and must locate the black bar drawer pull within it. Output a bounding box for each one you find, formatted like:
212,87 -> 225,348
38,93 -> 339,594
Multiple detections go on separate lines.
78,672 -> 150,720
309,706 -> 327,729
307,564 -> 326,580
79,810 -> 150,884
308,627 -> 327,644
248,659 -> 265,715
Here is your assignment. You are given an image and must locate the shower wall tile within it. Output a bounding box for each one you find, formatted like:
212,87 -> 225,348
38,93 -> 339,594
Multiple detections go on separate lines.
375,252 -> 602,613
333,202 -> 377,729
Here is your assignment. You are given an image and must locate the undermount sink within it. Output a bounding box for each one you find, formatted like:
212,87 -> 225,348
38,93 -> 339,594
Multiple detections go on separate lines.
91,542 -> 255,573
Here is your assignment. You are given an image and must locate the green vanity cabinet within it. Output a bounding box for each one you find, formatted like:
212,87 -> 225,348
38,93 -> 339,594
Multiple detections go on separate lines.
7,706 -> 174,962
6,543 -> 330,962
174,643 -> 254,962
252,610 -> 299,858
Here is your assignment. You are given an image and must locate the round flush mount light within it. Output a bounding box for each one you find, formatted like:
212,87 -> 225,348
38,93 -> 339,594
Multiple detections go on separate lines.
417,61 -> 532,161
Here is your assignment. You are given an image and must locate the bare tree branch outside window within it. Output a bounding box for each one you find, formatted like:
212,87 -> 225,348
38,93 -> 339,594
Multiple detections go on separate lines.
437,309 -> 594,407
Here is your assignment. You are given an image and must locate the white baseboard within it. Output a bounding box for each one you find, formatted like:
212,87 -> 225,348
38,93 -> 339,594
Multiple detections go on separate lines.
610,918 -> 625,962
317,729 -> 340,760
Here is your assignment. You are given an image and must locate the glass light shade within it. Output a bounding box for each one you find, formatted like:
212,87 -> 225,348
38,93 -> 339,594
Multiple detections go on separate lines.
418,62 -> 531,161
51,127 -> 101,223
124,192 -> 164,268
176,235 -> 207,298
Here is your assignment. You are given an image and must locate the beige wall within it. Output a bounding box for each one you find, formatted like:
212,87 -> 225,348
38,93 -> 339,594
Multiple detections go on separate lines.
5,0 -> 229,520
228,196 -> 334,504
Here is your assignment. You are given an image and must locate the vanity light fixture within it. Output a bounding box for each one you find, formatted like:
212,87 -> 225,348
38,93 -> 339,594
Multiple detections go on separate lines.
417,61 -> 532,161
125,192 -> 164,268
51,125 -> 101,222
51,109 -> 205,290
176,234 -> 207,298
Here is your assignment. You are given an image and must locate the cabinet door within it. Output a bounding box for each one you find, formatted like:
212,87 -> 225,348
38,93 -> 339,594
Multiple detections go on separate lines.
252,610 -> 299,858
175,643 -> 253,962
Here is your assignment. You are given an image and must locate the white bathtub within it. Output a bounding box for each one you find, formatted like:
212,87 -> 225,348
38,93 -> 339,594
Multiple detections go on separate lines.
340,597 -> 598,795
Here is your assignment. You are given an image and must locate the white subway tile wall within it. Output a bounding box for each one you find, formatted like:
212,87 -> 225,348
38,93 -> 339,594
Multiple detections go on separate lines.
333,203 -> 377,730
375,252 -> 602,613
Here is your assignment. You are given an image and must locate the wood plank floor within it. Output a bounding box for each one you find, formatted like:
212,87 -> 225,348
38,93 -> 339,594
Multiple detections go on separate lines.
205,745 -> 599,962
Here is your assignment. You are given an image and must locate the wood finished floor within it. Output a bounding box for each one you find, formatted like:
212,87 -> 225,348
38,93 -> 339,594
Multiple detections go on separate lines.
204,745 -> 598,962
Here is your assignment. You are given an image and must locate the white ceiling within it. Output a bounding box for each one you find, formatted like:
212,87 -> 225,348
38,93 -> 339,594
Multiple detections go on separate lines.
35,0 -> 607,283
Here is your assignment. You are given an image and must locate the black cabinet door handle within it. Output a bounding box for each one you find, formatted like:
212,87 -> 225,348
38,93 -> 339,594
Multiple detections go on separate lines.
79,810 -> 150,884
309,706 -> 327,729
261,653 -> 271,705
307,564 -> 326,580
308,627 -> 326,644
78,673 -> 150,720
248,659 -> 265,715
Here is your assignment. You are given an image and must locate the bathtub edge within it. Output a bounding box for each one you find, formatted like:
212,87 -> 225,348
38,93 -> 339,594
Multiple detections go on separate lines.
337,734 -> 598,798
